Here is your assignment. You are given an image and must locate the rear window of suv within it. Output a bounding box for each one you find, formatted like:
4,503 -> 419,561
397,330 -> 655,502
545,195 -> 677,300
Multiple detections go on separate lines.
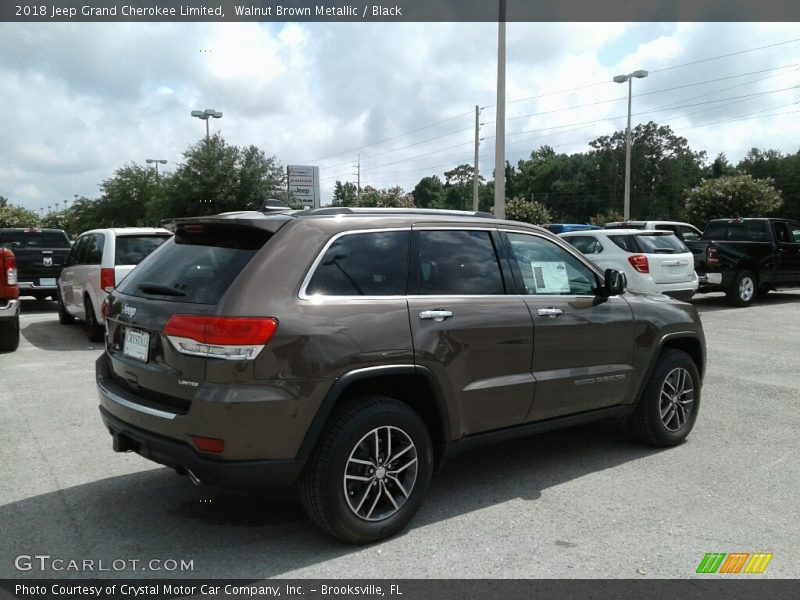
116,224 -> 270,304
635,233 -> 688,254
114,234 -> 171,266
0,229 -> 70,248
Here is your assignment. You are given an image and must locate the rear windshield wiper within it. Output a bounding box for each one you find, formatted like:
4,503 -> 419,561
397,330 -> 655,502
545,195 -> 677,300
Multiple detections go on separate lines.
137,282 -> 186,296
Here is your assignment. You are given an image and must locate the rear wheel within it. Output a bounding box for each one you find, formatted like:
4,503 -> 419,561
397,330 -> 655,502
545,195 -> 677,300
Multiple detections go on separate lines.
628,349 -> 701,447
299,395 -> 433,544
57,291 -> 75,324
727,270 -> 757,307
0,317 -> 20,352
84,296 -> 105,342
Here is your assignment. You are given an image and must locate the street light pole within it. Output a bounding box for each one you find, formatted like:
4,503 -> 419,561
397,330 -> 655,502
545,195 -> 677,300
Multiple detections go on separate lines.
613,69 -> 648,220
494,0 -> 506,220
191,108 -> 223,141
146,159 -> 168,182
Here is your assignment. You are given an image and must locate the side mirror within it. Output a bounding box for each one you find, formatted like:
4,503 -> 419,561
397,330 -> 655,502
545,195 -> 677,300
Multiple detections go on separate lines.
603,269 -> 626,296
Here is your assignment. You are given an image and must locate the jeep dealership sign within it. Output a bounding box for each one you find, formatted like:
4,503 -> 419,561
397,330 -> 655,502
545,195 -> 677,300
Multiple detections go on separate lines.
287,165 -> 320,209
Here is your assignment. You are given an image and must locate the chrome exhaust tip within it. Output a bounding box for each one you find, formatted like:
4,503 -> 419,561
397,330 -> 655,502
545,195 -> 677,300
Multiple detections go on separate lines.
184,468 -> 202,486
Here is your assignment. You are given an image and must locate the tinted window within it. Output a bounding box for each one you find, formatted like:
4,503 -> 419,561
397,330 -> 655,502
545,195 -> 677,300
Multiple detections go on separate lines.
705,220 -> 769,241
413,230 -> 504,295
566,235 -> 603,254
507,232 -> 596,296
609,235 -> 636,253
0,229 -> 70,248
66,235 -> 88,266
678,226 -> 700,241
116,225 -> 271,304
115,235 -> 171,266
306,231 -> 409,296
635,233 -> 688,254
84,234 -> 104,265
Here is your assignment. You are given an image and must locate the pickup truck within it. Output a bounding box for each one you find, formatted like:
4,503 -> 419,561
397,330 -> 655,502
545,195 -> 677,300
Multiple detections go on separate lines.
685,217 -> 800,307
0,228 -> 71,300
0,247 -> 20,351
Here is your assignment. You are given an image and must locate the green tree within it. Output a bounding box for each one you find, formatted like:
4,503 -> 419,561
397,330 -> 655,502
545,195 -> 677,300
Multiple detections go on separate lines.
158,134 -> 286,221
412,176 -> 445,208
505,198 -> 552,225
589,208 -> 625,226
354,186 -> 414,208
683,174 -> 783,226
99,163 -> 156,227
442,164 -> 480,210
332,181 -> 359,206
0,203 -> 39,228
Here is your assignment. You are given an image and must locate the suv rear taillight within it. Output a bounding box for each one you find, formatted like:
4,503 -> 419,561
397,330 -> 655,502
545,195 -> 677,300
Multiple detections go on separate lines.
164,315 -> 279,361
1,249 -> 18,299
101,268 -> 115,293
628,254 -> 650,273
706,246 -> 721,267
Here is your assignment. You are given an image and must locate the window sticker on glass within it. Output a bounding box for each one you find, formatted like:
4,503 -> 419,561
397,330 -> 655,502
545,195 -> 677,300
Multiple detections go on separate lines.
529,262 -> 570,294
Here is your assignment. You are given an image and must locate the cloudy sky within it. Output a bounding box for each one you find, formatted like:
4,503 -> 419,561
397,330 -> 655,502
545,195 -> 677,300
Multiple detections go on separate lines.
2,21 -> 800,213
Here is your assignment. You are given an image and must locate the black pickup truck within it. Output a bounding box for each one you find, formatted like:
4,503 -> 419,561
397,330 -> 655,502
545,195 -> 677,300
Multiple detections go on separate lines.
685,217 -> 800,307
0,228 -> 71,300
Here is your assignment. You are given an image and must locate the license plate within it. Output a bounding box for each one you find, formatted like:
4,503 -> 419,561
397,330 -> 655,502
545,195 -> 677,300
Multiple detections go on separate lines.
123,328 -> 150,362
39,278 -> 56,286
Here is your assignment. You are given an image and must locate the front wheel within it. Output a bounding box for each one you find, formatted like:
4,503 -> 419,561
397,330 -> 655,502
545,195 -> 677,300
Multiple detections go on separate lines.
727,270 -> 757,307
628,349 -> 701,447
299,395 -> 433,544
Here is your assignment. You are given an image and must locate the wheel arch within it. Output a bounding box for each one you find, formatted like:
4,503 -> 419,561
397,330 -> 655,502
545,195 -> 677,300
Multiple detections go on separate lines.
296,365 -> 451,466
635,333 -> 705,404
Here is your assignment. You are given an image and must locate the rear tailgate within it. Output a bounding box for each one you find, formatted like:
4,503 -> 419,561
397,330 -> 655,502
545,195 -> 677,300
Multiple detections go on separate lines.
0,229 -> 70,285
635,232 -> 696,284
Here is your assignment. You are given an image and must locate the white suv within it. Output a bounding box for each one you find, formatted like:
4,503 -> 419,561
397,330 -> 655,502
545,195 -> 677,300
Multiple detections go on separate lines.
559,229 -> 698,301
57,228 -> 171,340
604,220 -> 702,242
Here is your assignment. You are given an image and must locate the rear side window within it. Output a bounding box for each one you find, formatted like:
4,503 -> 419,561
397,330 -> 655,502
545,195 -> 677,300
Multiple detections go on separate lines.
635,234 -> 688,254
115,235 -> 170,266
705,221 -> 769,241
412,230 -> 504,295
85,234 -> 105,265
116,225 -> 270,304
305,231 -> 410,296
565,235 -> 603,254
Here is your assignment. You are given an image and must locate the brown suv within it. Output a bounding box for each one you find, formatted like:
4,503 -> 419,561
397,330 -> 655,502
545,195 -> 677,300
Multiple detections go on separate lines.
97,208 -> 706,543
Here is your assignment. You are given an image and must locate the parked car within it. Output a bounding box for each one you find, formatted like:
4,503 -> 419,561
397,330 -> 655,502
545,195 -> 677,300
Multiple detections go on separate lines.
605,220 -> 702,243
97,208 -> 706,543
541,223 -> 602,234
0,227 -> 71,300
0,247 -> 20,352
683,217 -> 800,307
57,227 -> 172,341
560,229 -> 698,301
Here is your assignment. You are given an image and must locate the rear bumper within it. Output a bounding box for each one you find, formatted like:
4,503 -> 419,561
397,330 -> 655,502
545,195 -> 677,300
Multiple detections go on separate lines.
99,406 -> 304,488
0,298 -> 20,319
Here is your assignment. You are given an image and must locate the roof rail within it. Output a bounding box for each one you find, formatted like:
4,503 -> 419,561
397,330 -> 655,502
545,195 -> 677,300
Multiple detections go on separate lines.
300,207 -> 496,218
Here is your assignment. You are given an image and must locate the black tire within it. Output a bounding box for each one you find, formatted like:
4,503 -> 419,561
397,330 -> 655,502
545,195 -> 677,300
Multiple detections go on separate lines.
84,297 -> 105,342
726,270 -> 757,307
57,292 -> 75,324
628,348 -> 701,447
0,317 -> 20,352
299,395 -> 433,544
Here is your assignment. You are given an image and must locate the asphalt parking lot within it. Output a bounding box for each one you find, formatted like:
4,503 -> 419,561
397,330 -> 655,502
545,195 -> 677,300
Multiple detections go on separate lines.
1,292 -> 798,579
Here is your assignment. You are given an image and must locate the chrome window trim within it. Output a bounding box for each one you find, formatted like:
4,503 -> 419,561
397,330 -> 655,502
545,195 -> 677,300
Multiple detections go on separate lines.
298,227 -> 411,300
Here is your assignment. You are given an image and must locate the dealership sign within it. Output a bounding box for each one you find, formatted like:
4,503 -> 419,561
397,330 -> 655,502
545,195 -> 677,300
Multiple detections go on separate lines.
287,165 -> 320,209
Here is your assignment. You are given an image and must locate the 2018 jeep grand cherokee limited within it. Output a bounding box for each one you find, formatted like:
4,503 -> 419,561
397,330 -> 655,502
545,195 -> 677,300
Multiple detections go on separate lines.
97,208 -> 706,543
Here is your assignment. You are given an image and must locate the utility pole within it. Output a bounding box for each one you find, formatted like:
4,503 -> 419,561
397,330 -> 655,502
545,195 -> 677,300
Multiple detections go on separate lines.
494,0 -> 506,219
473,105 -> 480,212
354,154 -> 361,199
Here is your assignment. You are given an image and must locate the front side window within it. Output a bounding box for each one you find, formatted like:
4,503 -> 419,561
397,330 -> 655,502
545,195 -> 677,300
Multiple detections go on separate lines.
412,230 -> 504,295
506,232 -> 597,296
306,230 -> 410,296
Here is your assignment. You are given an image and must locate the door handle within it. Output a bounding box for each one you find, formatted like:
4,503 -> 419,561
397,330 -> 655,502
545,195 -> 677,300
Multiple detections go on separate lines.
419,310 -> 453,322
537,307 -> 564,318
